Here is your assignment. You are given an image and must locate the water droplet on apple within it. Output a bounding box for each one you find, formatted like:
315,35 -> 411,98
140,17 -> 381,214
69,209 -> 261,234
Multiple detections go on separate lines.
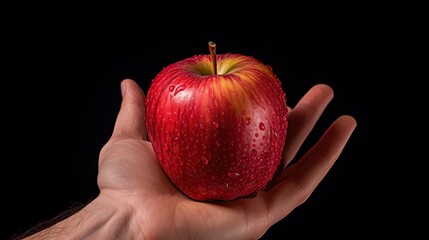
212,121 -> 219,128
168,85 -> 175,92
259,122 -> 266,131
251,149 -> 257,156
201,156 -> 209,165
220,182 -> 230,190
270,127 -> 278,141
227,171 -> 241,179
245,117 -> 251,125
198,185 -> 208,195
174,85 -> 186,96
215,141 -> 221,148
262,152 -> 270,158
177,156 -> 184,166
248,173 -> 256,180
255,133 -> 259,137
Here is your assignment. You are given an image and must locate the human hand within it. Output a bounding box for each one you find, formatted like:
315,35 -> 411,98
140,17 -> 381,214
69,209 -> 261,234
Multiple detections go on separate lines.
22,78 -> 356,240
95,79 -> 356,239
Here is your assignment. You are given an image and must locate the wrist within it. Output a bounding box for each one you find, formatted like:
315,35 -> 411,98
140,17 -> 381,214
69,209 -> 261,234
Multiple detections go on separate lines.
23,193 -> 138,240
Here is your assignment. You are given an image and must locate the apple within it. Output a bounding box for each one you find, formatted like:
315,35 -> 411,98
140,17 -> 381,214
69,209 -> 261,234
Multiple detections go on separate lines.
145,41 -> 288,201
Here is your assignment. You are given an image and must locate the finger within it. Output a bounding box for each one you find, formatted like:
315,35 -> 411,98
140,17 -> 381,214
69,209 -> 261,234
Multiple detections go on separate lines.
282,84 -> 334,167
112,79 -> 147,140
264,115 -> 357,223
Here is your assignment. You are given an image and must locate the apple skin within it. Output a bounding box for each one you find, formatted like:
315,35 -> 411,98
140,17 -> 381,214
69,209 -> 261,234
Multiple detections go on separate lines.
145,53 -> 288,201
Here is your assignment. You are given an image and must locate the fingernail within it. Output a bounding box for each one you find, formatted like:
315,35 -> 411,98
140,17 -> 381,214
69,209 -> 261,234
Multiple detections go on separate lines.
121,81 -> 126,97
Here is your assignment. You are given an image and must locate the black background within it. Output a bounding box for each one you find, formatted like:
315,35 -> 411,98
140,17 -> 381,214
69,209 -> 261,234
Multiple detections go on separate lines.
3,9 -> 377,239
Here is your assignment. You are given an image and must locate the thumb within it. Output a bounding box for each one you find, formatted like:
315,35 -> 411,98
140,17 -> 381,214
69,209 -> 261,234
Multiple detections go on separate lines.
112,79 -> 147,140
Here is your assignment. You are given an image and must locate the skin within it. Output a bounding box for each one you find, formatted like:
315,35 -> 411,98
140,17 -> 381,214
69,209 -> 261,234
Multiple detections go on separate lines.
21,79 -> 356,240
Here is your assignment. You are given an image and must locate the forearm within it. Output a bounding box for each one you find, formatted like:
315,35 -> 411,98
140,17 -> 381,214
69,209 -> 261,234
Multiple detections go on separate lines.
22,196 -> 138,240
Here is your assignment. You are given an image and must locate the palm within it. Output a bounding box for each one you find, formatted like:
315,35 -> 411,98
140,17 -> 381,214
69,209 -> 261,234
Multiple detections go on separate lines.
96,79 -> 356,240
97,136 -> 269,238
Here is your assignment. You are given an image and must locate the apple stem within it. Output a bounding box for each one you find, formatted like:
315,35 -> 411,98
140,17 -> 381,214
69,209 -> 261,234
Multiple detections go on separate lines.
208,41 -> 217,75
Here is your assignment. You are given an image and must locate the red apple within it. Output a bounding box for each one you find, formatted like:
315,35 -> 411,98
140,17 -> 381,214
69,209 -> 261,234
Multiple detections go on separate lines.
145,42 -> 288,201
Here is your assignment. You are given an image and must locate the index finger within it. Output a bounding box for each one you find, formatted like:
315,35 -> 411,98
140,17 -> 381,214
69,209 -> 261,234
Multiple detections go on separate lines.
282,84 -> 334,167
